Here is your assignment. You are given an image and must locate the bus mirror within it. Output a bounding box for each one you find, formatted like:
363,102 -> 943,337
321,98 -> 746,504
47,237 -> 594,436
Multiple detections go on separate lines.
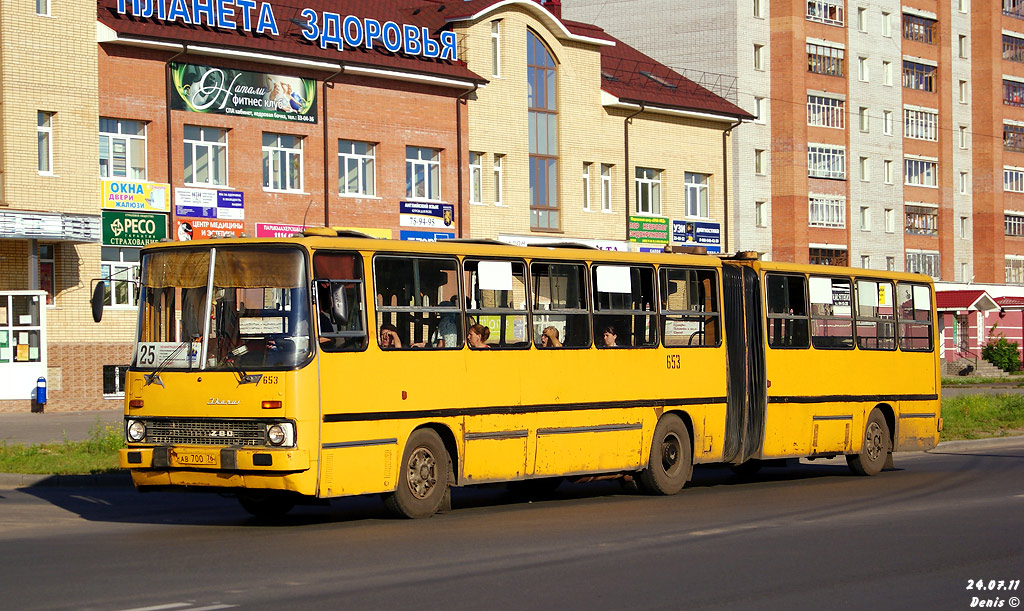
90,281 -> 105,323
331,284 -> 348,326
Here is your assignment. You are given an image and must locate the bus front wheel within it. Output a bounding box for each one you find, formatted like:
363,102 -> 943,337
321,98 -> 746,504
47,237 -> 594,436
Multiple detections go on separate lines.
847,408 -> 891,476
385,428 -> 451,518
638,414 -> 692,495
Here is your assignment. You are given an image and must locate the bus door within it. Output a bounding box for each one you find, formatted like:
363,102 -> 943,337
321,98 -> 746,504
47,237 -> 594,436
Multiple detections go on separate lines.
721,264 -> 767,464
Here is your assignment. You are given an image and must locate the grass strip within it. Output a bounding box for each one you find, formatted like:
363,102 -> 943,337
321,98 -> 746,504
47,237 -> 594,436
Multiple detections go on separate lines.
942,376 -> 1024,386
941,394 -> 1024,440
0,422 -> 123,475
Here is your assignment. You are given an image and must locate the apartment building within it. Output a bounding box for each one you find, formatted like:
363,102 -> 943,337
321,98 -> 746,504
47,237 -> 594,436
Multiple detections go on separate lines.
562,0 -> 1020,284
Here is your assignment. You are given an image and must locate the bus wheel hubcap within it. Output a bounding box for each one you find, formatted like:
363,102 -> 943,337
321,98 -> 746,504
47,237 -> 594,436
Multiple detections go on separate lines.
865,422 -> 883,461
407,448 -> 437,499
661,434 -> 680,474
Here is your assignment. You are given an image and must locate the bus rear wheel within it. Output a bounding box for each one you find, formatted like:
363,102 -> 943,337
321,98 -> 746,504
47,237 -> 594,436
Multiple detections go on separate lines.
847,408 -> 891,476
385,428 -> 451,518
638,414 -> 692,495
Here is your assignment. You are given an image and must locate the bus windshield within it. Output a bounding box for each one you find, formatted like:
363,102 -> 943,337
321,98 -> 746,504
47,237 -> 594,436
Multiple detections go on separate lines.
135,245 -> 312,371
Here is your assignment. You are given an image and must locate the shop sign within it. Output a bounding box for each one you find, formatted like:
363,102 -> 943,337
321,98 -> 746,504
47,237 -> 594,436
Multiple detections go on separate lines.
102,211 -> 167,247
672,220 -> 721,253
399,202 -> 455,230
628,216 -> 669,244
400,230 -> 454,242
175,188 -> 244,220
101,180 -> 171,212
255,223 -> 306,238
171,63 -> 317,123
175,218 -> 244,241
115,3 -> 458,61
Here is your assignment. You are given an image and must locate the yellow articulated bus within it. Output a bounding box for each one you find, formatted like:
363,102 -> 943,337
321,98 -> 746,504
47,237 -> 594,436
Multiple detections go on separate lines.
94,231 -> 940,518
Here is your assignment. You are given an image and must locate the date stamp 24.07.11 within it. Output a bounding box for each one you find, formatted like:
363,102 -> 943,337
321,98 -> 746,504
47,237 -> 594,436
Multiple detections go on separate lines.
965,579 -> 1021,608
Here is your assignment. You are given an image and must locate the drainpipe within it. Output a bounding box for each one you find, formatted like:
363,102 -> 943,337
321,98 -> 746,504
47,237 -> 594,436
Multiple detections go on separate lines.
321,66 -> 343,227
165,46 -> 187,202
722,118 -> 742,254
455,84 -> 478,238
623,104 -> 644,241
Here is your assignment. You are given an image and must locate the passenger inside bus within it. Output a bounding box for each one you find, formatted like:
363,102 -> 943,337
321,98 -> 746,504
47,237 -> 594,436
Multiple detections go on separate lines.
600,325 -> 620,348
380,323 -> 403,349
540,326 -> 562,348
468,324 -> 491,348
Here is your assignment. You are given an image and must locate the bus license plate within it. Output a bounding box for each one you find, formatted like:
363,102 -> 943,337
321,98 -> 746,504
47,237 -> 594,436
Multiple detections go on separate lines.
170,449 -> 219,467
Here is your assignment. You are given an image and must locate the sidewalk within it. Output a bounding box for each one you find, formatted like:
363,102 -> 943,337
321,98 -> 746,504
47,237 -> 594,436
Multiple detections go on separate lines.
0,409 -> 122,446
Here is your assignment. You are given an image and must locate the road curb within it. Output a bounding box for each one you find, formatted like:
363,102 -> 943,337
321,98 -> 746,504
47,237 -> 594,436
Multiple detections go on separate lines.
931,435 -> 1024,452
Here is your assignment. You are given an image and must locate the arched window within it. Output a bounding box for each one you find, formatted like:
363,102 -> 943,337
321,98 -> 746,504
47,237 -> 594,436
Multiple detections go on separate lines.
528,30 -> 558,231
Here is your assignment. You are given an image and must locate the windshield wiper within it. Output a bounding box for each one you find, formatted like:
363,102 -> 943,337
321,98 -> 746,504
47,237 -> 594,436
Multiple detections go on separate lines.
224,344 -> 261,386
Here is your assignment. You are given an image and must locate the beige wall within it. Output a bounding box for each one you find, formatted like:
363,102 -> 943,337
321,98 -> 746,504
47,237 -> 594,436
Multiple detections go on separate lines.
456,5 -> 730,244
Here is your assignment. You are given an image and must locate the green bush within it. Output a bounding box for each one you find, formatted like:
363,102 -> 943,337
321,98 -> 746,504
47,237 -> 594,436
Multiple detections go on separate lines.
982,334 -> 1022,373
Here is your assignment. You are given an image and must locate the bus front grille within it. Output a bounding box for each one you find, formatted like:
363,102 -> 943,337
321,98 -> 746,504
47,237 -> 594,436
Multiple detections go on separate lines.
145,419 -> 266,446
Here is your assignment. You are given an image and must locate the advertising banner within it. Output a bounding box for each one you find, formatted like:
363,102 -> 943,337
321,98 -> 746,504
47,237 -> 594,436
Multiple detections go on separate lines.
175,218 -> 245,241
255,223 -> 306,238
399,202 -> 455,230
400,230 -> 455,242
170,63 -> 317,124
101,180 -> 171,212
628,216 -> 669,244
102,211 -> 167,247
175,188 -> 244,220
672,220 -> 722,253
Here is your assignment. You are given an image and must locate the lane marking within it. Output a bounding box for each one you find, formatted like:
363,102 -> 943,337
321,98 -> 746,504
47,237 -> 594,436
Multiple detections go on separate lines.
118,604 -> 193,611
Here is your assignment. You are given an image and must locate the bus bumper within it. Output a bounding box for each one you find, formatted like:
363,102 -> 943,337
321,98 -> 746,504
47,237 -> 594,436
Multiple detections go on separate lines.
119,446 -> 309,473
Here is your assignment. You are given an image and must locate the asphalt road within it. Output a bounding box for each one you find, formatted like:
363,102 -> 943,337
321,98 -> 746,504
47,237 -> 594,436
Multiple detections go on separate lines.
0,440 -> 1021,611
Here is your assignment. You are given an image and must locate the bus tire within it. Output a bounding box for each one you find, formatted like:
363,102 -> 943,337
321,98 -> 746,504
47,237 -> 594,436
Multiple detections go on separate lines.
847,408 -> 891,476
237,491 -> 296,520
638,414 -> 692,495
385,428 -> 450,518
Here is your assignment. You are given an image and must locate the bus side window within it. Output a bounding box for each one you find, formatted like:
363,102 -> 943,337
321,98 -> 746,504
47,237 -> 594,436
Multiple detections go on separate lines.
373,255 -> 461,350
855,279 -> 896,350
312,251 -> 367,352
465,258 -> 529,349
593,264 -> 657,348
531,261 -> 590,348
765,274 -> 810,349
809,276 -> 854,349
897,283 -> 933,351
660,267 -> 720,347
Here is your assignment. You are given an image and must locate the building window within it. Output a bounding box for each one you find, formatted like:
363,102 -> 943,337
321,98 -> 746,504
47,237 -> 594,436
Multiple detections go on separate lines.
959,0 -> 967,12
754,96 -> 766,123
857,7 -> 867,31
882,11 -> 892,36
859,106 -> 869,131
685,172 -> 709,218
886,256 -> 895,271
959,35 -> 969,58
960,216 -> 969,238
858,57 -> 869,82
101,247 -> 141,308
903,14 -> 936,44
884,160 -> 894,184
885,208 -> 895,232
807,43 -> 845,77
808,195 -> 845,228
859,156 -> 870,181
338,140 -> 375,196
904,108 -> 939,141
807,144 -> 846,180
601,164 -> 613,212
37,111 -> 53,175
582,163 -> 591,211
39,244 -> 55,306
102,365 -> 129,398
406,146 -> 441,200
905,158 -> 938,187
903,61 -> 935,92
755,201 -> 767,227
635,168 -> 662,215
807,94 -> 845,128
960,80 -> 969,103
809,248 -> 848,266
36,0 -> 49,16
960,172 -> 969,194
754,0 -> 764,18
1007,257 -> 1024,285
469,152 -> 483,204
807,0 -> 844,25
1004,34 -> 1024,62
883,110 -> 893,135
959,125 -> 968,149
859,206 -> 871,230
1008,0 -> 1024,18
861,255 -> 871,268
491,20 -> 501,77
262,133 -> 302,192
1005,123 -> 1024,151
528,30 -> 559,231
1005,80 -> 1024,106
883,61 -> 893,86
183,125 -> 227,187
494,155 -> 504,205
961,262 -> 969,281
755,149 -> 766,175
753,44 -> 765,70
906,251 -> 941,279
1005,167 -> 1024,193
99,118 -> 146,180
905,205 -> 939,235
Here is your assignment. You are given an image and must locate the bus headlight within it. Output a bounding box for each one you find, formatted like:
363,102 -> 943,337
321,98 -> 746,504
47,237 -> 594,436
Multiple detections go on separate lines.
127,420 -> 146,442
266,422 -> 294,447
